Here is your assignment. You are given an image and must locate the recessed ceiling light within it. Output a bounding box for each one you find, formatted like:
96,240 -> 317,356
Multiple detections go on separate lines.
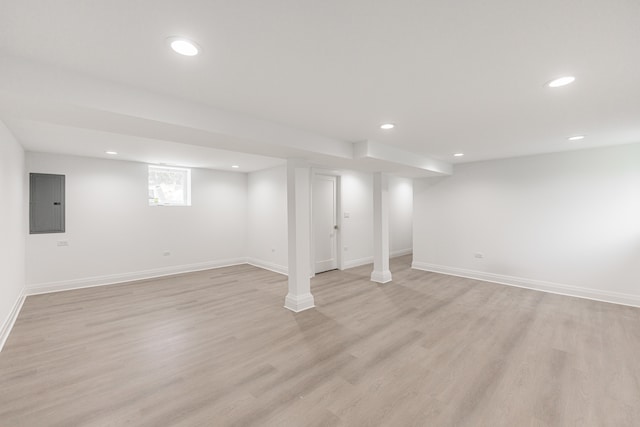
231,165 -> 239,168
453,153 -> 464,157
167,36 -> 200,56
546,76 -> 575,88
567,135 -> 585,141
105,151 -> 118,155
380,123 -> 395,130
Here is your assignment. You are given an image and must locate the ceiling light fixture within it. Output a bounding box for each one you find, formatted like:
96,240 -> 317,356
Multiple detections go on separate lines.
453,153 -> 464,157
567,135 -> 585,141
231,165 -> 239,168
546,76 -> 575,88
105,151 -> 118,155
167,36 -> 200,56
380,123 -> 395,130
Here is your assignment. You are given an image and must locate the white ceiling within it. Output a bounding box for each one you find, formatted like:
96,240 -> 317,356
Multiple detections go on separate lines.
0,0 -> 639,172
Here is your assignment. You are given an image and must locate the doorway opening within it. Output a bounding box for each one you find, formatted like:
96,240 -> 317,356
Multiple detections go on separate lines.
312,174 -> 339,274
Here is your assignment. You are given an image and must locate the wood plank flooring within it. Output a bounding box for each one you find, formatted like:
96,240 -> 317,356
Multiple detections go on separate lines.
1,255 -> 639,426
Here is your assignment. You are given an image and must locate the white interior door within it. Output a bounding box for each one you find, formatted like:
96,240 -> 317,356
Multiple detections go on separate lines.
313,175 -> 338,273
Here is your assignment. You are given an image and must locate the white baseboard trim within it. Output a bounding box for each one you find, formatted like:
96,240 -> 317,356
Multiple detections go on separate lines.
342,250 -> 412,271
411,261 -> 640,308
343,256 -> 373,269
391,248 -> 413,258
371,269 -> 393,283
284,292 -> 315,312
25,258 -> 249,296
0,289 -> 26,352
247,258 -> 288,276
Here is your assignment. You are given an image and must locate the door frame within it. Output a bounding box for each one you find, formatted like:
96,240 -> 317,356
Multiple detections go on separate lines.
310,169 -> 343,277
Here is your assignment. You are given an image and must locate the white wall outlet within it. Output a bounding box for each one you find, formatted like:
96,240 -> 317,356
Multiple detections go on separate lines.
57,241 -> 69,247
474,252 -> 484,259
163,251 -> 171,256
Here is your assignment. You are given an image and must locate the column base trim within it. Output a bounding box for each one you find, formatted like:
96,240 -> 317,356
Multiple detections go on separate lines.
371,270 -> 393,283
284,293 -> 315,312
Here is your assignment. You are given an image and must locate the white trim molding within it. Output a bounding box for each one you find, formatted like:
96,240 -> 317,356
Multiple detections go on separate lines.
342,250 -> 411,271
412,261 -> 640,308
284,292 -> 315,312
371,270 -> 393,283
391,248 -> 413,258
25,258 -> 248,296
343,256 -> 374,270
0,290 -> 26,352
247,258 -> 288,276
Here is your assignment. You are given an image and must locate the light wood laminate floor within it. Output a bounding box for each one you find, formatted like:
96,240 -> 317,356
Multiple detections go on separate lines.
1,256 -> 639,426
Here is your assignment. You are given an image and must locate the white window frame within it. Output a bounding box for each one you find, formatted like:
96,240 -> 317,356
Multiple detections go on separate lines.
148,165 -> 192,207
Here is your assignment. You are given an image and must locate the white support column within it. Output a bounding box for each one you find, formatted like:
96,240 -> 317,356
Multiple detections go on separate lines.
284,159 -> 315,312
371,172 -> 392,283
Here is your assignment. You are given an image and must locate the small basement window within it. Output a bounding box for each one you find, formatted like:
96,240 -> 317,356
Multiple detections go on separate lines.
148,165 -> 191,206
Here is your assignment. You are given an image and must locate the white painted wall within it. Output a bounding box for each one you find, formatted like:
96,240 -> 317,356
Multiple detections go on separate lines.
247,165 -> 288,274
25,152 -> 247,292
389,175 -> 413,256
22,152 -> 412,296
246,168 -> 410,273
413,143 -> 640,305
341,171 -> 374,268
0,120 -> 26,347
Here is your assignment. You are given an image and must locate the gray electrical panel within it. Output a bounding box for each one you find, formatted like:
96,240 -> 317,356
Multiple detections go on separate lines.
30,173 -> 65,234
